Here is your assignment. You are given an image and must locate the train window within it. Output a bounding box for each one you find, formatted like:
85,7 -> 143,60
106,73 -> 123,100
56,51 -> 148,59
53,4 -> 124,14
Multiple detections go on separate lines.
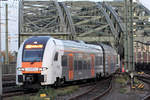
54,52 -> 58,61
23,49 -> 43,62
62,55 -> 68,67
95,56 -> 103,66
87,62 -> 90,69
87,55 -> 91,69
95,57 -> 97,66
78,60 -> 82,70
97,57 -> 99,65
95,56 -> 98,66
83,61 -> 87,70
99,57 -> 102,65
74,60 -> 78,70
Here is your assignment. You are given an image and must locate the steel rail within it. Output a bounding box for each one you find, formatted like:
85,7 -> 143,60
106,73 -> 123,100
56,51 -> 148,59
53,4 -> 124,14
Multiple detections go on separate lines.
136,76 -> 150,84
69,85 -> 96,100
136,75 -> 150,100
68,77 -> 112,100
142,94 -> 150,100
91,78 -> 112,100
3,91 -> 24,98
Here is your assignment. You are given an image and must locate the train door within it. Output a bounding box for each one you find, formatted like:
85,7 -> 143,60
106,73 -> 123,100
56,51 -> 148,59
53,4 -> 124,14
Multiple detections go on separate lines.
68,54 -> 74,80
53,51 -> 62,80
90,54 -> 95,77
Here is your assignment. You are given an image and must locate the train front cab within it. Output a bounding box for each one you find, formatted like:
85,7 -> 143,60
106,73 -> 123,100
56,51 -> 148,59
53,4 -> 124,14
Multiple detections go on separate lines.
18,44 -> 45,88
16,37 -> 51,88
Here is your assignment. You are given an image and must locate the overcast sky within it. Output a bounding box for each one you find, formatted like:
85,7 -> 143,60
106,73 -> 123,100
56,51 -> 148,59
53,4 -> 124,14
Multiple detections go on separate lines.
0,0 -> 150,52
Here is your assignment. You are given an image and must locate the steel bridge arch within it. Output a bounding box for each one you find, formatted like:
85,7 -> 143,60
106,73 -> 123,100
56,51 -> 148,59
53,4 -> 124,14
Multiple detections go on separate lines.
19,1 -> 150,59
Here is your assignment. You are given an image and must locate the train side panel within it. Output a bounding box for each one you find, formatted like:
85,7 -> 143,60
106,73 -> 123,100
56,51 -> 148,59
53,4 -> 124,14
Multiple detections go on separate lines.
101,44 -> 118,76
41,39 -> 64,85
60,41 -> 103,81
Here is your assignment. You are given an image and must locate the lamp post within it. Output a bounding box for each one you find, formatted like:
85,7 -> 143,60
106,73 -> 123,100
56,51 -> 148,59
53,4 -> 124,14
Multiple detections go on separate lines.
129,0 -> 134,72
5,4 -> 9,64
124,0 -> 129,72
129,0 -> 135,89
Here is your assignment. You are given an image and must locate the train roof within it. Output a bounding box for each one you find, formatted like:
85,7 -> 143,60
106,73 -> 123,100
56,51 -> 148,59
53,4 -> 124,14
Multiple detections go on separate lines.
99,43 -> 117,54
61,39 -> 101,50
24,36 -> 116,54
24,36 -> 50,45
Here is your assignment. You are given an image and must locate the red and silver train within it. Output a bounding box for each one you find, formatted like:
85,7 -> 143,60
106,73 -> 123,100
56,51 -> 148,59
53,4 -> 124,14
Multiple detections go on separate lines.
16,36 -> 119,88
134,41 -> 150,71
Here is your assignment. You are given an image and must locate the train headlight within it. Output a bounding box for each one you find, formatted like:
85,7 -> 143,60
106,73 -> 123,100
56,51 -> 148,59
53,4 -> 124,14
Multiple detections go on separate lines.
17,68 -> 25,71
38,67 -> 48,71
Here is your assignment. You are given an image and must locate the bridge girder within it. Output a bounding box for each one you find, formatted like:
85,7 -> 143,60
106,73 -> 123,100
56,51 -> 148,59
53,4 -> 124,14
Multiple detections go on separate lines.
19,0 -> 150,58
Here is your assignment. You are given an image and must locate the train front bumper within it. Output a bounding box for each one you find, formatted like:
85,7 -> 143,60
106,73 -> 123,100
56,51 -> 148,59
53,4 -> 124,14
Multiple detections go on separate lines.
18,74 -> 45,84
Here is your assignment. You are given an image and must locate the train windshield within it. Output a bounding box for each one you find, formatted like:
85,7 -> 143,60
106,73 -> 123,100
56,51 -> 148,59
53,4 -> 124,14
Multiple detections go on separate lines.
22,49 -> 43,62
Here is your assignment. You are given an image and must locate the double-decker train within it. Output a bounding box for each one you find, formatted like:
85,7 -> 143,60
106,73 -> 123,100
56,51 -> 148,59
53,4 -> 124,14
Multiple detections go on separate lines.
134,41 -> 150,71
16,36 -> 119,88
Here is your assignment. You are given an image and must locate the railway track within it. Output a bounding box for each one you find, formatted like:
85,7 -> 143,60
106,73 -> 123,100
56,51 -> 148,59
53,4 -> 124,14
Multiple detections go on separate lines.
2,74 -> 112,99
137,76 -> 150,84
3,90 -> 38,98
3,85 -> 22,93
3,87 -> 38,98
2,74 -> 17,93
142,94 -> 150,100
68,77 -> 112,100
3,91 -> 24,98
2,74 -> 16,81
136,73 -> 150,100
3,85 -> 24,98
2,74 -> 26,98
2,74 -> 16,87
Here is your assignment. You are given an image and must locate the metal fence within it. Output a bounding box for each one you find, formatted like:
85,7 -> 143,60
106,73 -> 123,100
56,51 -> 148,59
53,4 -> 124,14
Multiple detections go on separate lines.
2,64 -> 16,74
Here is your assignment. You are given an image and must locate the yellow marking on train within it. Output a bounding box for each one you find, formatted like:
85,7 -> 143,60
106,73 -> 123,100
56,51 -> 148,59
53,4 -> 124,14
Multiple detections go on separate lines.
25,44 -> 43,49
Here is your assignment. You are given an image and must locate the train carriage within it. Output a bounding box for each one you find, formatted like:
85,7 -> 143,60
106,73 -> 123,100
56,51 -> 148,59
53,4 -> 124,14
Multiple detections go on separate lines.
16,36 -> 119,88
